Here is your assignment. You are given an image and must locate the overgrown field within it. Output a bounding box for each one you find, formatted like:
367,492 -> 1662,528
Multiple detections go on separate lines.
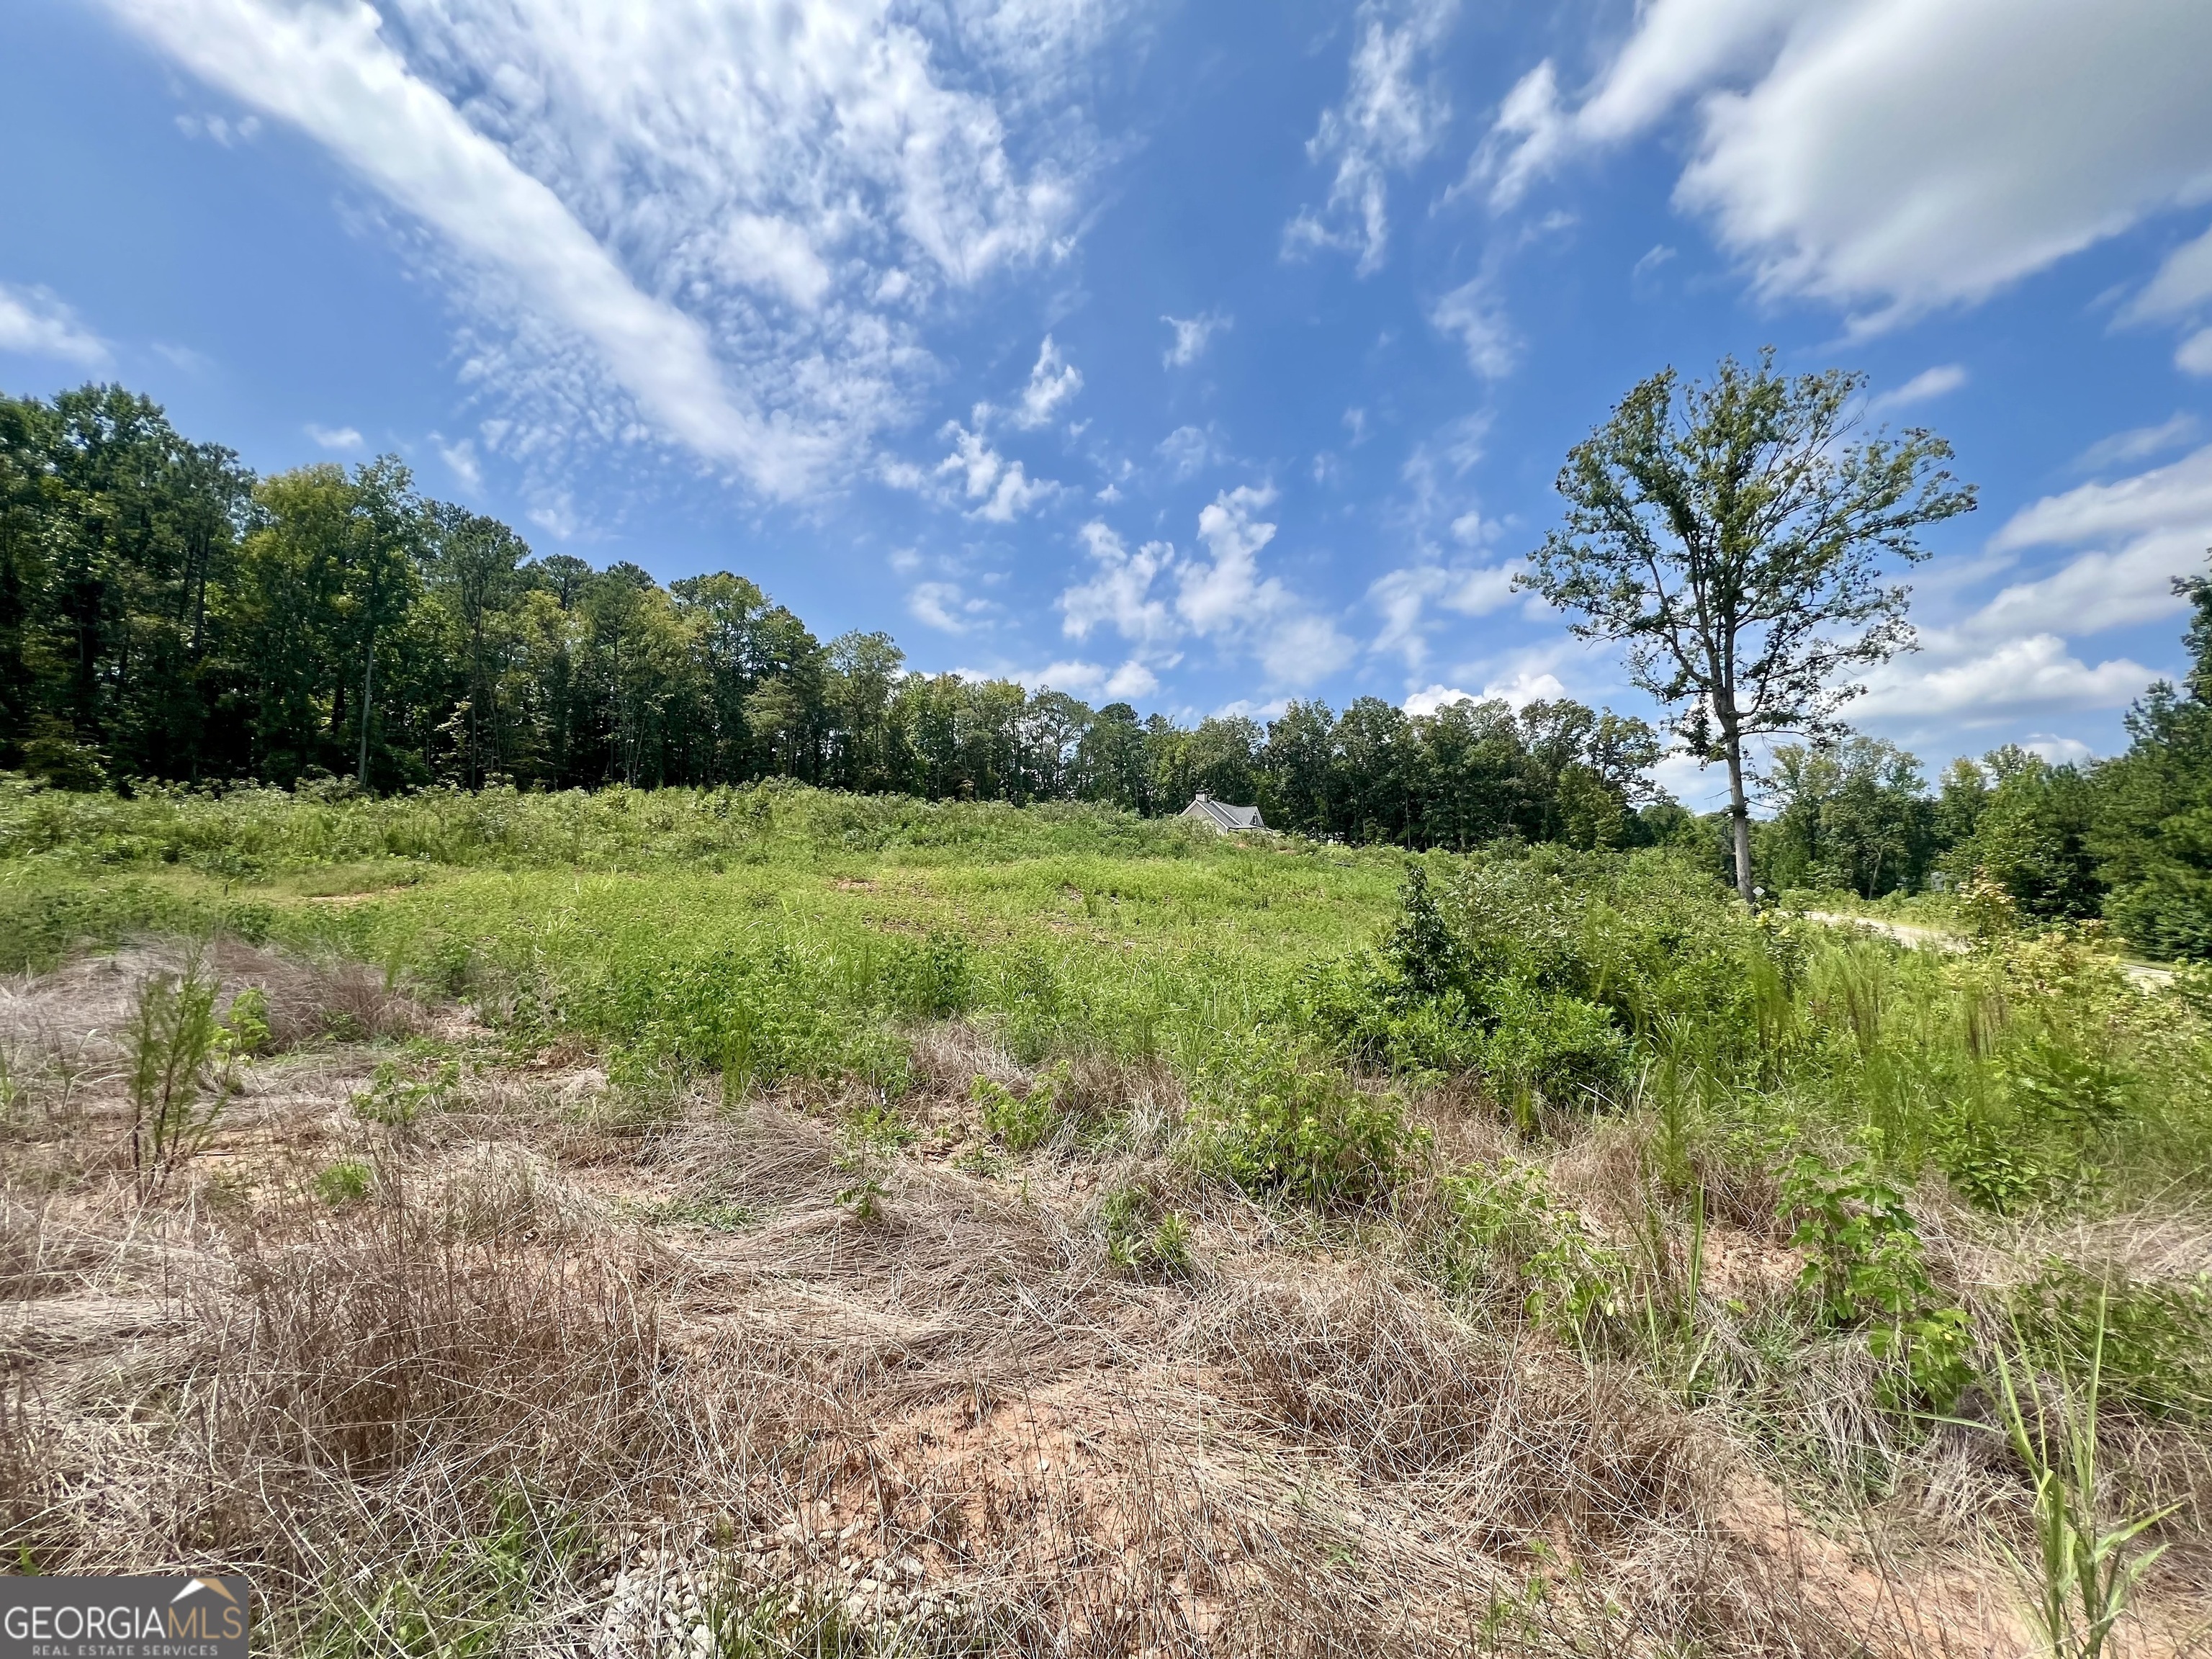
3,779 -> 2209,1656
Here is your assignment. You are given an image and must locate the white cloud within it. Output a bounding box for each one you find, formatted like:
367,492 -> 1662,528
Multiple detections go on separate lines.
436,434 -> 482,487
1402,684 -> 1478,717
1479,0 -> 2212,331
2076,413 -> 2201,474
1103,660 -> 1160,700
1180,485 -> 1354,684
1056,490 -> 1352,688
1286,0 -> 1460,274
102,0 -> 1113,497
1429,274 -> 1516,377
1179,485 -> 1280,634
2181,328 -> 2212,377
1368,562 -> 1521,669
0,284 -> 110,366
307,423 -> 365,451
933,424 -> 1058,521
1866,364 -> 1966,413
953,656 -> 1158,702
1974,441 -> 2212,636
1011,334 -> 1082,428
2022,734 -> 2096,767
1406,682 -> 1555,718
1155,424 -> 1217,481
1161,311 -> 1231,367
1858,634 -> 2154,724
1397,412 -> 1491,529
1060,521 -> 1181,648
2128,221 -> 2212,323
1478,672 -> 1565,712
715,212 -> 833,311
908,580 -> 993,634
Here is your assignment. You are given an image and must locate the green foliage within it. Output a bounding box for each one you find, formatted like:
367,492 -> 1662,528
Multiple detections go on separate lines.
0,385 -> 1661,850
304,1492 -> 593,1659
1778,1151 -> 1972,1409
624,1195 -> 759,1232
1431,1159 -> 1624,1336
2011,1264 -> 2212,1422
352,1061 -> 461,1130
1099,1185 -> 1194,1278
1763,737 -> 1936,899
221,984 -> 273,1057
1184,1030 -> 1418,1206
315,1159 -> 375,1206
1524,349 -> 1975,900
972,1070 -> 1059,1152
123,959 -> 232,1199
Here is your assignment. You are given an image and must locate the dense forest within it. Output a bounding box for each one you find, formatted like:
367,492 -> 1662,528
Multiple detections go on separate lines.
0,383 -> 1670,848
3,382 -> 2210,955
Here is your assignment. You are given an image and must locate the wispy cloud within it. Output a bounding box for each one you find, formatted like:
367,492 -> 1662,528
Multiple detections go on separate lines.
1866,364 -> 1967,413
0,283 -> 109,366
2074,413 -> 2201,473
99,0 -> 1118,497
1285,0 -> 1460,275
1429,273 -> 1516,377
1010,335 -> 1083,429
932,424 -> 1061,523
307,423 -> 365,451
1161,311 -> 1231,367
1056,490 -> 1352,689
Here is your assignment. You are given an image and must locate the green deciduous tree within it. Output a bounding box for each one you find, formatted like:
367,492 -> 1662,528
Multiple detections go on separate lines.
1520,351 -> 1975,907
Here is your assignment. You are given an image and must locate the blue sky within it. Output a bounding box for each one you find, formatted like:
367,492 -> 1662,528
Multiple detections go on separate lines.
5,0 -> 2211,805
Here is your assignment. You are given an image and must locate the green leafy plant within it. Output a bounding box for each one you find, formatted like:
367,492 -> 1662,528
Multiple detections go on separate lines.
1778,1150 -> 1974,1409
1185,1031 -> 1418,1207
124,960 -> 234,1199
2011,1264 -> 2212,1422
351,1061 -> 462,1130
315,1159 -> 375,1206
220,985 -> 274,1058
1099,1184 -> 1194,1279
972,1070 -> 1059,1152
1434,1159 -> 1624,1337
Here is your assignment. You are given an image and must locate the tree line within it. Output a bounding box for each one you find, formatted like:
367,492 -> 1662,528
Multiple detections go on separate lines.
8,376 -> 2206,957
0,382 -> 1670,849
1736,571 -> 2212,961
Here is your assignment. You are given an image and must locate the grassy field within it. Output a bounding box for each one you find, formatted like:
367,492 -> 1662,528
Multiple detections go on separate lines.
3,778 -> 2209,1657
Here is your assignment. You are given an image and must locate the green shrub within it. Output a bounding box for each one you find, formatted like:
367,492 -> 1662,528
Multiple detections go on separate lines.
1185,1030 -> 1417,1206
1480,980 -> 1632,1107
352,1061 -> 461,1129
125,961 -> 233,1199
1099,1185 -> 1194,1278
1777,1151 -> 1973,1409
2011,1263 -> 2212,1421
315,1159 -> 374,1206
1431,1158 -> 1623,1336
972,1069 -> 1059,1151
221,985 -> 274,1058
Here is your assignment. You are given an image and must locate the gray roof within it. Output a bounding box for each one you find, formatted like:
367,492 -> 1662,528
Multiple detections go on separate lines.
1179,793 -> 1267,832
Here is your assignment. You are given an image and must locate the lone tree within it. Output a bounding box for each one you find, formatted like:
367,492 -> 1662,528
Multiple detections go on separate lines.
1519,351 -> 1975,907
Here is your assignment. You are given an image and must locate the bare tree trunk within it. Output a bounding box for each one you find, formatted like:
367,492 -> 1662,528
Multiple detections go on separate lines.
356,634 -> 374,788
1724,729 -> 1755,910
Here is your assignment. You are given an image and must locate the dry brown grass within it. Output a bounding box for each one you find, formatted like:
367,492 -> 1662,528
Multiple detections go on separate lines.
2,943 -> 2209,1658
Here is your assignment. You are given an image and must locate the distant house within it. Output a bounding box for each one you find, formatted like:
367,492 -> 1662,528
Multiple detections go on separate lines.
1179,791 -> 1267,832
